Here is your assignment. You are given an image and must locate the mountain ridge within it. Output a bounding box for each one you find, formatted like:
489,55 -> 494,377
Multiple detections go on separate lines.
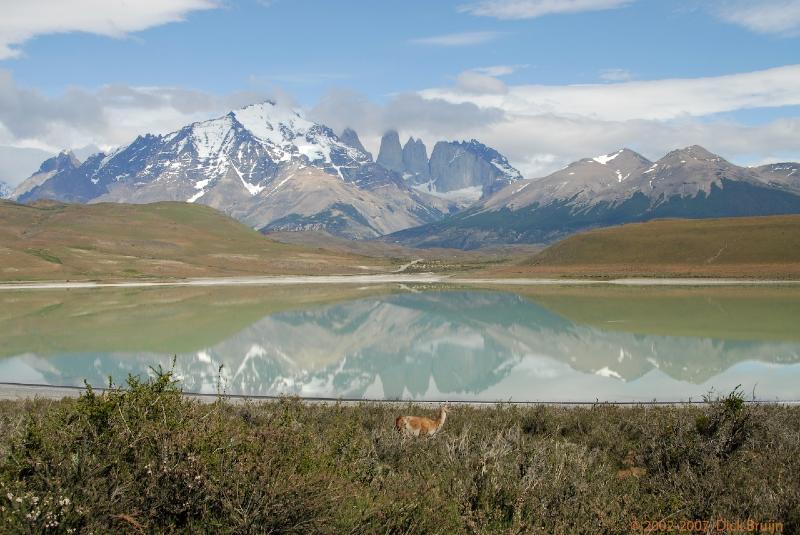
387,145 -> 800,249
11,101 -> 519,239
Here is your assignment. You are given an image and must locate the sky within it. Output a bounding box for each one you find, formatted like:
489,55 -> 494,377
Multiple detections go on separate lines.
1,0 -> 799,184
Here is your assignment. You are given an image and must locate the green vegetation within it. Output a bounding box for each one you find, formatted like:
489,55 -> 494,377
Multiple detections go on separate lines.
1,373 -> 797,533
0,200 -> 389,281
23,249 -> 62,265
488,215 -> 800,279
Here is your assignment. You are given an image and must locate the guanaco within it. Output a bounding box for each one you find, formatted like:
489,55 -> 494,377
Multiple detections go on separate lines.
395,404 -> 449,437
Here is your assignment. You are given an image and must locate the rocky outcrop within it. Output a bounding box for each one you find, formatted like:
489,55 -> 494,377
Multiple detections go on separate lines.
428,140 -> 522,197
401,137 -> 429,182
340,128 -> 371,160
11,150 -> 81,201
376,130 -> 404,174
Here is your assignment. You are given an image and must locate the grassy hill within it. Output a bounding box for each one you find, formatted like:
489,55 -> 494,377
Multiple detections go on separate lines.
486,215 -> 800,278
0,200 -> 390,281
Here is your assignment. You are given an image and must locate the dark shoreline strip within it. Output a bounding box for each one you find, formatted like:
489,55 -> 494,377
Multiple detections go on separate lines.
1,381 -> 797,405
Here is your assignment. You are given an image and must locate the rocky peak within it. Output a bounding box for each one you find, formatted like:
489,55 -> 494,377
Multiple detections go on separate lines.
340,128 -> 371,160
589,148 -> 651,168
660,145 -> 726,165
428,140 -> 522,199
753,162 -> 800,193
376,130 -> 404,174
401,137 -> 429,182
38,150 -> 81,174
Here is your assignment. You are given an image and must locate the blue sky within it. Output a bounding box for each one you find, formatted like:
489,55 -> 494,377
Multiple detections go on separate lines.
1,0 -> 799,181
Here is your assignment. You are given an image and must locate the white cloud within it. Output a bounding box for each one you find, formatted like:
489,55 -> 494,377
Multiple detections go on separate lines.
0,145 -> 52,185
458,0 -> 633,19
420,65 -> 800,121
466,114 -> 800,178
599,68 -> 633,82
712,0 -> 800,36
410,31 -> 505,46
309,90 -> 504,156
0,0 -> 217,59
0,70 -> 270,152
473,64 -> 528,76
309,73 -> 800,180
408,64 -> 800,176
455,71 -> 508,94
1,64 -> 798,186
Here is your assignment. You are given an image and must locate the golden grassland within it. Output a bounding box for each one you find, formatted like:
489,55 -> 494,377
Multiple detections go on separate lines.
484,215 -> 800,279
0,200 -> 392,281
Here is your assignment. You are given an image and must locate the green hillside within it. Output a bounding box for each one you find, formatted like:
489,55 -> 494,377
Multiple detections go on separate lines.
0,200 -> 389,281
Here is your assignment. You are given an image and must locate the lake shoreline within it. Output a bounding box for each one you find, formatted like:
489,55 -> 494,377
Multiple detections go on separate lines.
2,382 -> 798,405
2,274 -> 800,290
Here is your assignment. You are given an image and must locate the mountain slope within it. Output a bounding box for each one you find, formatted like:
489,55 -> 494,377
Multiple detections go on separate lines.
388,146 -> 800,249
485,215 -> 800,278
11,150 -> 81,201
15,102 -> 450,239
0,200 -> 389,281
754,162 -> 800,192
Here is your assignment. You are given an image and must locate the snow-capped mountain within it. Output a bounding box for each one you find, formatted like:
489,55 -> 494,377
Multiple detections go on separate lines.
388,145 -> 800,248
14,101 -> 459,238
0,180 -> 10,199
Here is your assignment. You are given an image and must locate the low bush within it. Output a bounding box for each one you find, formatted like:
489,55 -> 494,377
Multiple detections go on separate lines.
0,374 -> 797,533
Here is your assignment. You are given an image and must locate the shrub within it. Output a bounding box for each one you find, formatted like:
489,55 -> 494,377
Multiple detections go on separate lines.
0,378 -> 797,533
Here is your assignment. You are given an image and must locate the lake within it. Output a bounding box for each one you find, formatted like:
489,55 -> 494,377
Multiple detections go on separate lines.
1,284 -> 799,402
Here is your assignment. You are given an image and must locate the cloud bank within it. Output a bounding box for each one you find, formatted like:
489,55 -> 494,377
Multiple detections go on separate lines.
0,70 -> 270,152
1,64 -> 798,183
313,65 -> 800,178
713,0 -> 800,36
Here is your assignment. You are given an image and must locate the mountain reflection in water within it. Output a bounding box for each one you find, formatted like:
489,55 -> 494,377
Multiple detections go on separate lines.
3,291 -> 799,402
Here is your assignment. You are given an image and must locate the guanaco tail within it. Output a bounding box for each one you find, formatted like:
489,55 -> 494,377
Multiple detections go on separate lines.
395,404 -> 449,437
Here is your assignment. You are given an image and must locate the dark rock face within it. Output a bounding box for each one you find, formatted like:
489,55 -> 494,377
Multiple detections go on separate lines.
13,150 -> 85,202
340,128 -> 372,160
376,130 -> 404,174
401,137 -> 429,182
428,140 -> 522,196
38,151 -> 81,174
